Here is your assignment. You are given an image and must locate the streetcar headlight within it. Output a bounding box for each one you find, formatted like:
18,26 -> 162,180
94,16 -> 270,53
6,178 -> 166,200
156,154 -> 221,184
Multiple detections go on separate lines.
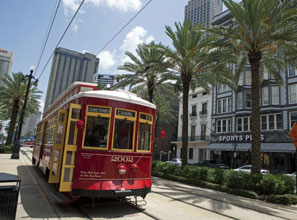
117,164 -> 127,175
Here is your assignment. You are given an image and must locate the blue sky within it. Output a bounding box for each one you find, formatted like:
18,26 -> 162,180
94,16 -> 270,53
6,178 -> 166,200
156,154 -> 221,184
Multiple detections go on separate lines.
1,0 -> 232,111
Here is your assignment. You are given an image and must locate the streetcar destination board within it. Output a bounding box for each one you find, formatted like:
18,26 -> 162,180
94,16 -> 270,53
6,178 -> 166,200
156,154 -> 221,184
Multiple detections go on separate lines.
116,109 -> 135,117
140,114 -> 152,121
88,106 -> 110,114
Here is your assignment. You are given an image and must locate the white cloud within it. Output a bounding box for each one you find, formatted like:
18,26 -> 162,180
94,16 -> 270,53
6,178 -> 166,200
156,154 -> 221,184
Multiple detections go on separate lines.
72,23 -> 78,32
119,26 -> 154,64
97,50 -> 116,70
62,0 -> 141,15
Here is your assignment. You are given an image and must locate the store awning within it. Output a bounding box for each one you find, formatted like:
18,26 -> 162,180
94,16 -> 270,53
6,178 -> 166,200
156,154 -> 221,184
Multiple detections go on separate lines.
261,143 -> 296,153
207,143 -> 250,152
207,143 -> 296,153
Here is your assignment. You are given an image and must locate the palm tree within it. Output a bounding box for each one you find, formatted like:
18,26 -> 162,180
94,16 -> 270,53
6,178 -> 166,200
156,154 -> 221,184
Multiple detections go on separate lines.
210,0 -> 297,173
160,20 -> 232,167
115,42 -> 172,103
0,73 -> 42,145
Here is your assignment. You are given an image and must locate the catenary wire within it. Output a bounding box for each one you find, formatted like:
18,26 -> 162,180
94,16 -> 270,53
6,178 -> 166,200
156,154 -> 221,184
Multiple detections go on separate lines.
96,0 -> 153,55
37,0 -> 152,80
34,0 -> 62,77
37,0 -> 86,80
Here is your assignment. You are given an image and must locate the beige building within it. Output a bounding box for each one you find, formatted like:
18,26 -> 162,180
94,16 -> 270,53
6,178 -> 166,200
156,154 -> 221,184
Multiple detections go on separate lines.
44,47 -> 99,111
0,48 -> 13,78
184,0 -> 223,27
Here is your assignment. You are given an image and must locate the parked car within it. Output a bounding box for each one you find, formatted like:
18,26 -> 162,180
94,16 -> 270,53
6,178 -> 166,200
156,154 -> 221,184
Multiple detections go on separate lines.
285,172 -> 296,177
234,165 -> 270,174
193,159 -> 229,169
165,158 -> 182,167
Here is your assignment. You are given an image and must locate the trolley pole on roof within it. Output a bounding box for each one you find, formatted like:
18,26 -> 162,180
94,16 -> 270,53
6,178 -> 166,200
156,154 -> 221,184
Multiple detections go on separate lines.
11,66 -> 37,159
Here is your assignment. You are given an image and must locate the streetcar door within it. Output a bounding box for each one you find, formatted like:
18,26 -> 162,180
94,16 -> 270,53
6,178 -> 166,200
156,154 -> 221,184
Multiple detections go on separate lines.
59,104 -> 81,192
48,109 -> 67,183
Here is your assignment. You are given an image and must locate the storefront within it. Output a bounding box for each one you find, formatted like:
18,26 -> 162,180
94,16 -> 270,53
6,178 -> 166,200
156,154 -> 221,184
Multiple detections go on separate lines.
208,132 -> 296,173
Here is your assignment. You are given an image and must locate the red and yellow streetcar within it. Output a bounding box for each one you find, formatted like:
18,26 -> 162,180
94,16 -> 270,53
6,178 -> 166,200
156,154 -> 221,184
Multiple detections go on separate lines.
32,82 -> 155,201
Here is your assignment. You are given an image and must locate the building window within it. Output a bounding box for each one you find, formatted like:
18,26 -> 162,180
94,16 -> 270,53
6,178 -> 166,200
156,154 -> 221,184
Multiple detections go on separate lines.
202,103 -> 207,115
216,119 -> 231,133
290,112 -> 297,128
271,86 -> 280,105
237,117 -> 250,132
191,105 -> 197,117
245,92 -> 252,108
289,65 -> 296,77
217,83 -> 230,93
191,126 -> 195,141
189,148 -> 194,160
237,92 -> 243,109
289,84 -> 297,104
192,94 -> 197,98
201,124 -> 206,140
217,97 -> 232,114
261,113 -> 282,130
262,87 -> 269,105
245,70 -> 251,85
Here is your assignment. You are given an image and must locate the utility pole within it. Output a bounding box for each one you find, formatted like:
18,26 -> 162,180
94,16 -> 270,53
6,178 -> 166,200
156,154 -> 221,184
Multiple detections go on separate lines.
11,66 -> 37,159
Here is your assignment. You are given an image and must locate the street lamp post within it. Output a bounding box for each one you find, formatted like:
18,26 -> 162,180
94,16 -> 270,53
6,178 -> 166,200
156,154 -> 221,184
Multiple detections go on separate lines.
232,143 -> 237,169
11,66 -> 36,159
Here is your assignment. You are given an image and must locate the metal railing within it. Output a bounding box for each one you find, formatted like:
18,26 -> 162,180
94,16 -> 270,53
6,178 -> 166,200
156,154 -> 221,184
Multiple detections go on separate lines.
177,136 -> 210,141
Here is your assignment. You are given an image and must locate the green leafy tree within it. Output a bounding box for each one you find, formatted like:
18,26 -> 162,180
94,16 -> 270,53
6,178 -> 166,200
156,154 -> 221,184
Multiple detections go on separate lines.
209,0 -> 297,173
115,42 -> 172,103
0,73 -> 42,145
160,21 -> 232,167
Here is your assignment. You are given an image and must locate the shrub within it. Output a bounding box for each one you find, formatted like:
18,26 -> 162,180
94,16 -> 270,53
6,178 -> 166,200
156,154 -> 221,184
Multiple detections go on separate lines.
0,144 -> 13,153
265,194 -> 297,205
207,168 -> 224,184
258,174 -> 290,195
223,170 -> 248,189
231,188 -> 259,199
245,173 -> 263,192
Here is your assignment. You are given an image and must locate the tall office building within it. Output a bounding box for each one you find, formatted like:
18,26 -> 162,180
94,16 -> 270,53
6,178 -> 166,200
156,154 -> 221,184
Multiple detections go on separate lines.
0,48 -> 13,78
184,0 -> 223,27
44,47 -> 99,111
21,111 -> 42,138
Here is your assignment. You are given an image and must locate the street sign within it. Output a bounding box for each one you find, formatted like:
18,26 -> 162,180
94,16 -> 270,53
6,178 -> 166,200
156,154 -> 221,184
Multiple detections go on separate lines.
289,122 -> 297,149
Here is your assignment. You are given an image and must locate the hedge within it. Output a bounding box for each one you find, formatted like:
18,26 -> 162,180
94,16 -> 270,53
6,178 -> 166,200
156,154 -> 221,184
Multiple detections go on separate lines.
152,161 -> 297,205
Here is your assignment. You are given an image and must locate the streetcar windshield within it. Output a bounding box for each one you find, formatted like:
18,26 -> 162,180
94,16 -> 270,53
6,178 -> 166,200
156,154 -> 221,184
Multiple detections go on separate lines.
113,119 -> 134,150
84,116 -> 109,148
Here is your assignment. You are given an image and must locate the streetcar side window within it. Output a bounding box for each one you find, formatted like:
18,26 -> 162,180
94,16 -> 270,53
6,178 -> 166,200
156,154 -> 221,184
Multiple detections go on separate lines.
113,119 -> 134,150
138,122 -> 151,151
112,108 -> 136,151
137,113 -> 153,152
84,116 -> 109,148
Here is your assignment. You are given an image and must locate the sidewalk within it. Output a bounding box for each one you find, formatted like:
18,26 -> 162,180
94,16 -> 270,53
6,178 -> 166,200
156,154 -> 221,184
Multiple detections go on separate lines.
0,153 -> 82,220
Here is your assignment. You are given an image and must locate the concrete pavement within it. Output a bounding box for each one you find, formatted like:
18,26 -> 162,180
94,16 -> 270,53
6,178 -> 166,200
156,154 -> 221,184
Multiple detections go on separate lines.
0,151 -> 83,220
1,149 -> 297,220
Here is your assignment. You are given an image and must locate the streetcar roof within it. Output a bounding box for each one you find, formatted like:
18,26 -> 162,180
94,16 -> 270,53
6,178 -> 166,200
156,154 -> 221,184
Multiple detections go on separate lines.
70,89 -> 156,109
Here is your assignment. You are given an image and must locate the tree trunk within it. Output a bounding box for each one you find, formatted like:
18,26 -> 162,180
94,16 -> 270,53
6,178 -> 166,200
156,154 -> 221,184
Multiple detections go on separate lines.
6,99 -> 19,145
249,51 -> 262,174
181,74 -> 191,168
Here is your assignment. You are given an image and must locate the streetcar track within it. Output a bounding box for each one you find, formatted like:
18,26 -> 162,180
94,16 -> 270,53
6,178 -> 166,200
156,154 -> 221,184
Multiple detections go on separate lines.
151,182 -> 289,220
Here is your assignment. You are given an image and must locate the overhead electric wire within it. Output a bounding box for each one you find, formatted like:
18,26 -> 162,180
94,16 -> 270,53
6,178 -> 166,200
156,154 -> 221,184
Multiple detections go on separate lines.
37,0 -> 152,80
97,0 -> 153,55
37,0 -> 86,80
34,0 -> 62,76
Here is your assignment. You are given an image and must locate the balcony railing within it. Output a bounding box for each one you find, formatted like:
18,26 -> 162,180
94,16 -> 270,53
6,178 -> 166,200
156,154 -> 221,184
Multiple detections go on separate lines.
177,136 -> 210,142
190,112 -> 197,117
199,110 -> 207,116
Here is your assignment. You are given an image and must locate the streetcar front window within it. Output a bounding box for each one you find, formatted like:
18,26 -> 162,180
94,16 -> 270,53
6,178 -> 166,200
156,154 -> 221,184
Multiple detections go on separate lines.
113,119 -> 134,150
138,122 -> 151,151
84,116 -> 109,148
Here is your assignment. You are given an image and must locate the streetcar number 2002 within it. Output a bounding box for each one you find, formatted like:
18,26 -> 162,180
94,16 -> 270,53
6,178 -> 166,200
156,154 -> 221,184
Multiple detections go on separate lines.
111,156 -> 133,163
